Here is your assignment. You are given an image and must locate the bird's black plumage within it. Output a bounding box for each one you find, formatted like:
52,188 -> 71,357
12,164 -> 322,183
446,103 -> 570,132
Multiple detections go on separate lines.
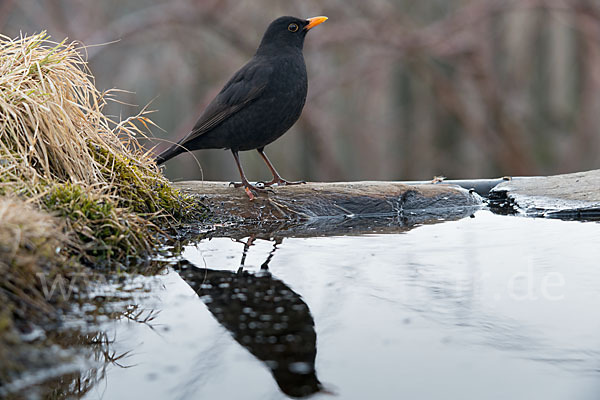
155,16 -> 327,199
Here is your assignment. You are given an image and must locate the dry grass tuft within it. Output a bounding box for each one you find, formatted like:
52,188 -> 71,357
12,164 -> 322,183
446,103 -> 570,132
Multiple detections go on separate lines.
0,196 -> 69,309
1,32 -> 142,184
0,196 -> 67,320
0,32 -> 197,262
0,32 -> 201,386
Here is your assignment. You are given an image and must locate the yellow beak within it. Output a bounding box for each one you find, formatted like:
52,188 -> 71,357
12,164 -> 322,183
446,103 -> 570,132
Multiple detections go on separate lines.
304,16 -> 328,31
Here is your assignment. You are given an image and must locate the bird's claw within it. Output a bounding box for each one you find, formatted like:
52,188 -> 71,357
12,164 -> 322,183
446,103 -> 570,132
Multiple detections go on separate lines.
229,181 -> 270,191
252,183 -> 275,193
259,179 -> 306,187
287,180 -> 306,185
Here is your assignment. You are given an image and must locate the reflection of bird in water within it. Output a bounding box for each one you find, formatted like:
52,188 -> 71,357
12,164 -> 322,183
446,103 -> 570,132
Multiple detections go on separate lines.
177,237 -> 323,398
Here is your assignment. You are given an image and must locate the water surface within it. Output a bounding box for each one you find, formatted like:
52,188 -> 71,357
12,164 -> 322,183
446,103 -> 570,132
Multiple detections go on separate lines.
84,211 -> 600,400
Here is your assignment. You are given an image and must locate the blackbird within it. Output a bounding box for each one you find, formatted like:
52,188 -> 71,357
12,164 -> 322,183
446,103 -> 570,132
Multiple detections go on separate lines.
155,15 -> 328,200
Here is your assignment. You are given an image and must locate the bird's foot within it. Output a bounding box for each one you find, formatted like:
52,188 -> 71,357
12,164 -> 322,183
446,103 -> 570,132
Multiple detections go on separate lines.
259,178 -> 306,187
229,181 -> 268,189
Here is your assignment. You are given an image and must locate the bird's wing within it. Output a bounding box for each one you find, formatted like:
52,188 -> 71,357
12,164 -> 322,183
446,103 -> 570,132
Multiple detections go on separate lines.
180,59 -> 273,144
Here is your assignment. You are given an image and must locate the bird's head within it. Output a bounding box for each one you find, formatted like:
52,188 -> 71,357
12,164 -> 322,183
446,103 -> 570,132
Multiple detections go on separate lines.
256,16 -> 327,55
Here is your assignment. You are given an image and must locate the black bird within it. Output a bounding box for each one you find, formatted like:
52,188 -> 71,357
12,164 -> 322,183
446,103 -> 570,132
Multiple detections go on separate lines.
155,16 -> 328,200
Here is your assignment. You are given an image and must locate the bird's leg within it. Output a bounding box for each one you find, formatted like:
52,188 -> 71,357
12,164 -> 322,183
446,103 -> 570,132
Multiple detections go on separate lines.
257,148 -> 306,187
260,237 -> 282,270
230,150 -> 267,200
236,235 -> 256,271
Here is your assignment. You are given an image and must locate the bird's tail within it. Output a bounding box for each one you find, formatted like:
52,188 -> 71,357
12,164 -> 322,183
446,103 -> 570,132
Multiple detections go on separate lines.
155,144 -> 184,165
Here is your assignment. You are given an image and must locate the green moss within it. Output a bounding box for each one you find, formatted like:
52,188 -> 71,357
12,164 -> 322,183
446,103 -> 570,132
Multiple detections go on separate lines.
2,146 -> 203,264
89,144 -> 196,219
43,182 -> 146,261
44,182 -> 113,221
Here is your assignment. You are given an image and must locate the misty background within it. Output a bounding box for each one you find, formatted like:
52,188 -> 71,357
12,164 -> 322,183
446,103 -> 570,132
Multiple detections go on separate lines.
2,0 -> 600,182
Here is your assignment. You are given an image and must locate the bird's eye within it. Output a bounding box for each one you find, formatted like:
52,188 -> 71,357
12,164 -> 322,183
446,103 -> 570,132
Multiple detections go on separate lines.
288,23 -> 299,32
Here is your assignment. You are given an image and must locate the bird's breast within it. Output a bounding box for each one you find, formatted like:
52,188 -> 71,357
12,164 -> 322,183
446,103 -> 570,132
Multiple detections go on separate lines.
220,54 -> 309,151
268,56 -> 307,102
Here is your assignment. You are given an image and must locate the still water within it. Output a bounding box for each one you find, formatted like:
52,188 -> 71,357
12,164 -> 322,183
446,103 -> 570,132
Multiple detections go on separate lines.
84,211 -> 600,400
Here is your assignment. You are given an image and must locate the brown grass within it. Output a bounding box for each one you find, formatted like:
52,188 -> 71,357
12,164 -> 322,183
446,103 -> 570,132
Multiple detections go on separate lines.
0,32 -> 201,386
0,196 -> 73,381
1,32 -> 145,184
0,31 -> 197,262
0,196 -> 67,323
